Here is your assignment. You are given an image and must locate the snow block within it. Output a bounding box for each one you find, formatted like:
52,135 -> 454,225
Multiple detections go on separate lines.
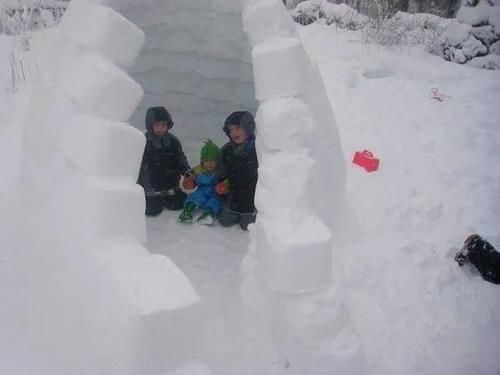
256,151 -> 315,210
81,177 -> 146,243
252,37 -> 307,100
92,239 -> 199,315
255,212 -> 332,294
60,0 -> 145,69
59,53 -> 143,122
243,0 -> 296,46
63,115 -> 145,178
256,97 -> 315,151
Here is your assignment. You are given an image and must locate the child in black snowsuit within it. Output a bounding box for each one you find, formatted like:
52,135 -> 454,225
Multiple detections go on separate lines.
137,106 -> 190,216
217,111 -> 258,231
455,234 -> 500,285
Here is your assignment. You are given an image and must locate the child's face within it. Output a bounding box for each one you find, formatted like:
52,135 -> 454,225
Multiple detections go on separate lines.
152,121 -> 169,136
202,160 -> 217,172
228,125 -> 248,144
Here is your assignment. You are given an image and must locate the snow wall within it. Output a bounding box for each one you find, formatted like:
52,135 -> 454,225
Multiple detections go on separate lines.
243,0 -> 351,293
1,1 -> 199,374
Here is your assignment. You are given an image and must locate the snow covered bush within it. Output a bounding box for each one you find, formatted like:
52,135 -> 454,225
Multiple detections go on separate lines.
289,0 -> 500,69
0,0 -> 68,35
437,3 -> 500,67
361,11 -> 452,48
291,0 -> 369,29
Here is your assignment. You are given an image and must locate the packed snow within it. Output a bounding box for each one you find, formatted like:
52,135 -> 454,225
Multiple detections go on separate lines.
1,1 -> 500,375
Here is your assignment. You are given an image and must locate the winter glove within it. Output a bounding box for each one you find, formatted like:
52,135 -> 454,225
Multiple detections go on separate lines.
215,182 -> 229,195
180,173 -> 197,194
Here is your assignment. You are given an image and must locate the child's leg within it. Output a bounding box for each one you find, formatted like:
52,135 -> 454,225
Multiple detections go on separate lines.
145,194 -> 164,216
164,188 -> 187,211
203,196 -> 222,217
239,212 -> 257,231
218,208 -> 240,227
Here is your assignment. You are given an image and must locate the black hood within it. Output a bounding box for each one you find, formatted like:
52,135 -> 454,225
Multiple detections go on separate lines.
223,111 -> 255,138
145,106 -> 173,133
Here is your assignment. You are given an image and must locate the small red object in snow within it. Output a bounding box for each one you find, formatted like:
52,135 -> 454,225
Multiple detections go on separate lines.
353,150 -> 380,172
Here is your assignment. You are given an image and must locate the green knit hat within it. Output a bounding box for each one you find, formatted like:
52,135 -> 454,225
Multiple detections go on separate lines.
200,139 -> 220,162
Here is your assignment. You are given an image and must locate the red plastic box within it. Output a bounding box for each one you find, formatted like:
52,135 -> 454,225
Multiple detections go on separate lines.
353,150 -> 380,172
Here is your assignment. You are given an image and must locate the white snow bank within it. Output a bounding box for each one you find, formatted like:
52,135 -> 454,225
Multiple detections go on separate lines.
457,3 -> 494,27
292,0 -> 368,29
299,24 -> 500,374
93,239 -> 200,315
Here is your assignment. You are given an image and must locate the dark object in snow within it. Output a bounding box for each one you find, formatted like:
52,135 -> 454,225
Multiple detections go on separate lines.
455,234 -> 500,284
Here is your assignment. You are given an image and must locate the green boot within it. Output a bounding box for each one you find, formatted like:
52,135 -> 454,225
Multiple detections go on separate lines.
178,202 -> 196,223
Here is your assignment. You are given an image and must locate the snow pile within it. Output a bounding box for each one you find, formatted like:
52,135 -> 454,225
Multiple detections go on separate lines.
1,0 -> 198,373
438,3 -> 500,67
291,0 -> 369,29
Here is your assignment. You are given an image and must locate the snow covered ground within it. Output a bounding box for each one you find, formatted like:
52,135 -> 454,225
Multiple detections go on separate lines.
299,24 -> 500,374
1,16 -> 500,375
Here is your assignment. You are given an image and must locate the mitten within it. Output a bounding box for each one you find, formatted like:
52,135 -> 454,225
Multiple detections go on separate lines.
215,182 -> 229,195
180,174 -> 197,193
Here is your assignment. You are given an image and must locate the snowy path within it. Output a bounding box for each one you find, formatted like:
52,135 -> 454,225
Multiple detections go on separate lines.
144,213 -> 288,375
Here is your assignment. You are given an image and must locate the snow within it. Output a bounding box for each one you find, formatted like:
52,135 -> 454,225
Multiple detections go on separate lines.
1,2 -> 500,375
243,0 -> 296,45
252,36 -> 307,100
468,53 -> 500,68
62,114 -> 145,177
59,0 -> 145,69
299,23 -> 500,373
458,3 -> 494,26
292,0 -> 369,29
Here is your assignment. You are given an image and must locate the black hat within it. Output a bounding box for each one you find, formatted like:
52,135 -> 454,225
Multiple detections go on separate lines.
145,106 -> 174,132
223,111 -> 255,137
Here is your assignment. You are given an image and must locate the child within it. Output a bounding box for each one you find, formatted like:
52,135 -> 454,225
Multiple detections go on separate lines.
178,139 -> 223,225
455,234 -> 500,285
217,111 -> 258,231
137,106 -> 190,216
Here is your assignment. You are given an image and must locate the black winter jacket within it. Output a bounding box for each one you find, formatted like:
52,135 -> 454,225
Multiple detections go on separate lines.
138,132 -> 190,192
220,138 -> 258,213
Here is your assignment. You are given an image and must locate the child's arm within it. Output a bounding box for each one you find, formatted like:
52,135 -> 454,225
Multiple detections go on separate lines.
180,165 -> 203,194
137,139 -> 152,190
215,179 -> 230,195
174,138 -> 190,175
